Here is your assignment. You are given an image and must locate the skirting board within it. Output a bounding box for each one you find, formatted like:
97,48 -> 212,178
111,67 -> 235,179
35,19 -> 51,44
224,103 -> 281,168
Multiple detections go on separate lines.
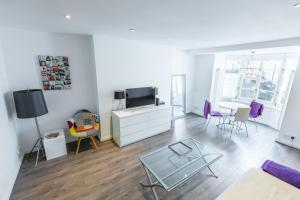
190,112 -> 204,117
101,136 -> 112,142
4,154 -> 23,200
275,138 -> 300,151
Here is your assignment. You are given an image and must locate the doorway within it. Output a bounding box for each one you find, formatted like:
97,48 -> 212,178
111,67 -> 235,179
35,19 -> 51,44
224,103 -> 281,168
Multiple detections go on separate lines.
171,74 -> 186,119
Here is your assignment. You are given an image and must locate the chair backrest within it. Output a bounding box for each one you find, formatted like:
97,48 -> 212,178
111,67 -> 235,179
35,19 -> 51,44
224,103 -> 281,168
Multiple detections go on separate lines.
234,107 -> 251,122
67,110 -> 100,137
203,100 -> 211,119
73,111 -> 95,126
249,100 -> 264,118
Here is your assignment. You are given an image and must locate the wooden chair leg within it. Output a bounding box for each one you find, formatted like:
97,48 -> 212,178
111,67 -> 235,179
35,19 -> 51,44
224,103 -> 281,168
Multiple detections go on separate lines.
76,137 -> 82,154
90,136 -> 98,150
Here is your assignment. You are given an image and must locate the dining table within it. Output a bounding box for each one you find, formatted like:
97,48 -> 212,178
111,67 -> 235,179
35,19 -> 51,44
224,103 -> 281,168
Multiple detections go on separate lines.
216,101 -> 250,130
217,101 -> 250,115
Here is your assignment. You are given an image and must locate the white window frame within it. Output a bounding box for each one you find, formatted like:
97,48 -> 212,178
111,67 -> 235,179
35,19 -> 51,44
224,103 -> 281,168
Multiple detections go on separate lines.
224,53 -> 298,109
254,59 -> 283,105
238,73 -> 260,100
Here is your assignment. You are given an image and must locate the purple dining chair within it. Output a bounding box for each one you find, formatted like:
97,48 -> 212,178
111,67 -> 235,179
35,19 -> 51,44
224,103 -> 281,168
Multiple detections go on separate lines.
203,100 -> 224,129
249,100 -> 264,131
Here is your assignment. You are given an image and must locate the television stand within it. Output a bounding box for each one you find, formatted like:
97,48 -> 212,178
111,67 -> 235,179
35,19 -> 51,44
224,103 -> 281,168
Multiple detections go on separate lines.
124,105 -> 154,112
112,105 -> 172,147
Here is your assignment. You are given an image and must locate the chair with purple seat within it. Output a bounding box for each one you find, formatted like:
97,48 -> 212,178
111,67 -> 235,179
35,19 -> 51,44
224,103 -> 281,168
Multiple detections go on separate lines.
203,100 -> 225,129
249,100 -> 264,131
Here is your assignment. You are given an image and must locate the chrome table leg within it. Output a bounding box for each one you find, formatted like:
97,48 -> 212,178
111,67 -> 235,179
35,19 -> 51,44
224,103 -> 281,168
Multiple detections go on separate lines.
140,164 -> 160,200
207,166 -> 218,178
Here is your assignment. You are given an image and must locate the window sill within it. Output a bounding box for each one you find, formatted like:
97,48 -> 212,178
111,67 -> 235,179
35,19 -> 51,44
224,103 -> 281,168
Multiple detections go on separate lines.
231,99 -> 282,111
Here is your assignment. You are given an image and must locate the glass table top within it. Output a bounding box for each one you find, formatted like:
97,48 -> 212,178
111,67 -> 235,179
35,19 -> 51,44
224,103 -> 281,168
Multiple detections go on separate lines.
139,138 -> 223,191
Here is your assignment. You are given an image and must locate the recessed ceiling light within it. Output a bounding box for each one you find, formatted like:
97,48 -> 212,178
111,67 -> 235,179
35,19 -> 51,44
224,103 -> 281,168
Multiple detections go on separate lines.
294,3 -> 300,8
129,28 -> 136,32
64,14 -> 71,20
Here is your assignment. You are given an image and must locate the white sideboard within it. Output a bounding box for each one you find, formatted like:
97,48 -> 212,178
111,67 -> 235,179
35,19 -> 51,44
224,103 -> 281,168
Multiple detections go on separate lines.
112,105 -> 172,147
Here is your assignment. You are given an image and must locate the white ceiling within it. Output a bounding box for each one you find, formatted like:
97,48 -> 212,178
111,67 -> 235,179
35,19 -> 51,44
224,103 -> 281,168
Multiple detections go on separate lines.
1,0 -> 300,49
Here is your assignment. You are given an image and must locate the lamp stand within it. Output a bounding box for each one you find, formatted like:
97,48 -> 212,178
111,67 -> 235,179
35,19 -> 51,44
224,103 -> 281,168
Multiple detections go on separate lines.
117,99 -> 123,110
29,117 -> 45,167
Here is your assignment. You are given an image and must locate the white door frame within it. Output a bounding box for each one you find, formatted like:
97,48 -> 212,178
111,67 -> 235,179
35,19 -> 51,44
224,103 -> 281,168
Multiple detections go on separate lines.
171,74 -> 186,119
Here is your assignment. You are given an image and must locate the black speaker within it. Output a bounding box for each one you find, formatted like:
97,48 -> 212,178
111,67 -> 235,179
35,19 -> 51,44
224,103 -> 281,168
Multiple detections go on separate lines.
155,98 -> 160,106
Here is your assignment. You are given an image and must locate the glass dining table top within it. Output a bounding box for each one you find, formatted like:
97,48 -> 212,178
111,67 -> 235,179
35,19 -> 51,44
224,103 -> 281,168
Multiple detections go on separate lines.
218,101 -> 249,110
139,138 -> 223,191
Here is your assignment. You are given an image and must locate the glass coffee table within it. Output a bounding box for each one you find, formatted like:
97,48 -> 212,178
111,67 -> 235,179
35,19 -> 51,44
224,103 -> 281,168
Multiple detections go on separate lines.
139,138 -> 223,200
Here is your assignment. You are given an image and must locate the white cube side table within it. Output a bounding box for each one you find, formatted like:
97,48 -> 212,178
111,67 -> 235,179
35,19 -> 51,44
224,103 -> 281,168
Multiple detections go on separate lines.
43,129 -> 67,160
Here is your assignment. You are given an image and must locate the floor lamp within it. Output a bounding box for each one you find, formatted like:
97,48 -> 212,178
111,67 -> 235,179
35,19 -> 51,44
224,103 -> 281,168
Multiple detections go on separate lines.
13,89 -> 48,166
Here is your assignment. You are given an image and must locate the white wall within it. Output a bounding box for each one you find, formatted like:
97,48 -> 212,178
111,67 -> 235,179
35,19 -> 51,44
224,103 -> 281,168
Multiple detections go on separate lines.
208,54 -> 226,109
171,50 -> 195,113
93,36 -> 179,140
191,54 -> 215,115
0,29 -> 99,153
0,44 -> 22,200
277,61 -> 300,149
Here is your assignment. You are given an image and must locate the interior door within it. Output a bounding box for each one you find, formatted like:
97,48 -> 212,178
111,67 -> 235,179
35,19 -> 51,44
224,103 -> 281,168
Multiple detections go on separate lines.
171,74 -> 186,119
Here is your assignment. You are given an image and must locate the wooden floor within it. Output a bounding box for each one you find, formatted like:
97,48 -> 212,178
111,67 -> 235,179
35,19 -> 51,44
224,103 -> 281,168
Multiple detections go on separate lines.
11,114 -> 300,200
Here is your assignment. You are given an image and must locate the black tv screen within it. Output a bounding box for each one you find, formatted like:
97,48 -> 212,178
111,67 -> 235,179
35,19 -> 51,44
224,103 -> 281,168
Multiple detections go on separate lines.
126,87 -> 155,108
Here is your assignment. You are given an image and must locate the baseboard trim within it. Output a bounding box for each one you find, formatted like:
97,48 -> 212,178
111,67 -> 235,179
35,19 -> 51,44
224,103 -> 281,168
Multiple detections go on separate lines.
4,153 -> 23,200
275,138 -> 300,150
101,137 -> 112,142
191,112 -> 204,117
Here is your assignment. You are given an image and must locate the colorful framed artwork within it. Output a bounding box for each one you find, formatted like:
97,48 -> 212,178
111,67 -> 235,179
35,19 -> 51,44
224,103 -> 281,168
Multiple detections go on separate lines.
38,55 -> 72,90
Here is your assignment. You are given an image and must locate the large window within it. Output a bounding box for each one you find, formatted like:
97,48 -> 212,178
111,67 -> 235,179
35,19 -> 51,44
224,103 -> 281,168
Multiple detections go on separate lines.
222,53 -> 298,108
240,74 -> 257,99
222,60 -> 240,98
257,60 -> 281,102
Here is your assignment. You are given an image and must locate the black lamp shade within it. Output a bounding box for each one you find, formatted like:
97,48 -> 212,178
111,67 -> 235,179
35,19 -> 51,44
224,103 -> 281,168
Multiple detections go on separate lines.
13,89 -> 48,119
114,90 -> 125,99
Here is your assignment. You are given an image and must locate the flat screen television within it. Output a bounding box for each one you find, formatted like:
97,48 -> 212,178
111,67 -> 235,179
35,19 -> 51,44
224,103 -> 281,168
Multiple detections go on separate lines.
126,87 -> 156,109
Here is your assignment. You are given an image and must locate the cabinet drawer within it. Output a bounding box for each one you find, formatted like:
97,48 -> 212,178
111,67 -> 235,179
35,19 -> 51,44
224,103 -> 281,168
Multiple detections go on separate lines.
120,113 -> 149,127
120,123 -> 171,146
149,108 -> 171,120
149,117 -> 171,127
120,122 -> 148,137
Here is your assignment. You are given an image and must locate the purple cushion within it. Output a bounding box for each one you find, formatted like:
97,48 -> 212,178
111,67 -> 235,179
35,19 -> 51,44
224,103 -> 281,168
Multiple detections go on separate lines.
250,101 -> 264,118
261,160 -> 300,189
211,111 -> 222,117
203,100 -> 211,119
